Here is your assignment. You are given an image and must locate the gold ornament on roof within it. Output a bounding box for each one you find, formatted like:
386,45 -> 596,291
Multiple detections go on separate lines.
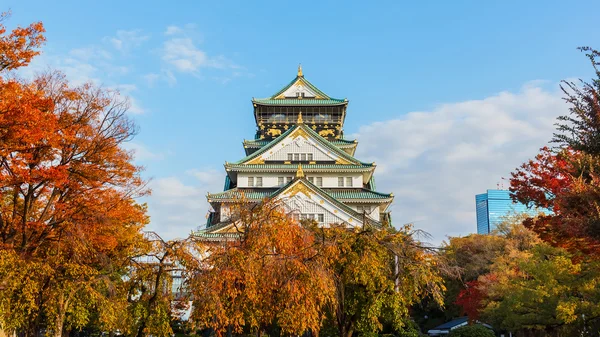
296,163 -> 305,178
297,111 -> 304,124
267,128 -> 282,137
298,64 -> 303,77
319,129 -> 335,137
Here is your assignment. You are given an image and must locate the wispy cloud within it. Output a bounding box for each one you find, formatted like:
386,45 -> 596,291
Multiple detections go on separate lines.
352,82 -> 566,244
159,24 -> 240,77
145,169 -> 224,239
162,37 -> 236,73
105,29 -> 150,53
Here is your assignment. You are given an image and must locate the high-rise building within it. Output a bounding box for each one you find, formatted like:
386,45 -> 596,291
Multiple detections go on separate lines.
196,66 -> 394,240
475,189 -> 541,234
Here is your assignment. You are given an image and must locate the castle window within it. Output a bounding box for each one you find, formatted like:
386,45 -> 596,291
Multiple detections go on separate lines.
338,177 -> 344,187
286,176 -> 293,184
308,176 -> 314,184
294,153 -> 300,161
308,153 -> 313,161
316,177 -> 323,187
318,214 -> 324,223
346,177 -> 353,187
256,177 -> 263,187
288,153 -> 293,161
248,177 -> 254,187
278,177 -> 284,186
301,153 -> 306,161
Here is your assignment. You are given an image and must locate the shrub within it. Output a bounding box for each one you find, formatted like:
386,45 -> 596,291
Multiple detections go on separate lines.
448,324 -> 494,337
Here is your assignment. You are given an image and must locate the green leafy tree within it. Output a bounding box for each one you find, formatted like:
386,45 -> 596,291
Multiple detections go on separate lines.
319,224 -> 446,337
478,243 -> 600,335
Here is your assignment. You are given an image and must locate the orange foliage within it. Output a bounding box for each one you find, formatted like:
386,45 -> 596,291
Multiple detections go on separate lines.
0,18 -> 148,335
190,200 -> 334,336
0,12 -> 45,71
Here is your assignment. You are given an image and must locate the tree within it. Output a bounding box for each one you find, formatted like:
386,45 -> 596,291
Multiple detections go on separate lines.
124,232 -> 196,337
446,218 -> 540,323
0,11 -> 45,71
478,243 -> 600,336
319,224 -> 446,337
189,199 -> 335,337
510,47 -> 600,256
0,16 -> 149,337
554,47 -> 600,155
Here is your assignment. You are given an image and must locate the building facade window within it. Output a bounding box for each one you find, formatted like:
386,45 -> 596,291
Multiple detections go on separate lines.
248,177 -> 254,187
287,153 -> 315,162
316,177 -> 323,187
286,176 -> 293,184
346,177 -> 352,187
278,177 -> 284,186
256,177 -> 263,187
293,213 -> 325,223
308,176 -> 314,184
338,177 -> 344,187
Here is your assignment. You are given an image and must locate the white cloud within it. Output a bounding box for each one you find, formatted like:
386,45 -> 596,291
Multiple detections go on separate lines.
162,37 -> 236,73
164,25 -> 183,36
105,29 -> 150,52
145,169 -> 225,240
142,70 -> 177,87
352,82 -> 566,244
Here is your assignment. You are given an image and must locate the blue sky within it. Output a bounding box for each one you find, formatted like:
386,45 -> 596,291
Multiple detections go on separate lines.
6,1 -> 600,242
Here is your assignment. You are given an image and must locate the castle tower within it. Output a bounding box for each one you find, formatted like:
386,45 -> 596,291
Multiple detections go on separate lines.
198,67 -> 393,239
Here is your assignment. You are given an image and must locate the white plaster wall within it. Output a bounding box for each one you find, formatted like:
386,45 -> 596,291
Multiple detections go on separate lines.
262,136 -> 340,162
237,172 -> 363,188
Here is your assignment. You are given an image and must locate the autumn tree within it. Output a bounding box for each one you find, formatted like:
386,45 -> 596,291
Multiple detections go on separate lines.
0,15 -> 149,337
189,199 -> 335,337
510,47 -> 600,256
317,224 -> 446,337
478,243 -> 600,336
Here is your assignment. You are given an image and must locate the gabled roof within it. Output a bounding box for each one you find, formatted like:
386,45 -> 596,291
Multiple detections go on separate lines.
233,123 -> 367,166
207,187 -> 393,203
252,68 -> 347,106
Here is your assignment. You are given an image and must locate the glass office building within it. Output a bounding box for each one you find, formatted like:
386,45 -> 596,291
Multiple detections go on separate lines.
475,189 -> 542,234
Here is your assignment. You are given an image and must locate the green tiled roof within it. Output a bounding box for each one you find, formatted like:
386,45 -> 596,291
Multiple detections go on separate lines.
225,163 -> 374,172
253,98 -> 347,106
233,124 -> 367,166
326,188 -> 392,200
243,139 -> 270,147
208,187 -> 392,202
253,74 -> 347,106
330,139 -> 358,147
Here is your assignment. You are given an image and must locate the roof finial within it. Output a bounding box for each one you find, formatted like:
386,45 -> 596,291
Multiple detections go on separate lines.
296,163 -> 305,178
297,111 -> 304,124
298,64 -> 303,77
